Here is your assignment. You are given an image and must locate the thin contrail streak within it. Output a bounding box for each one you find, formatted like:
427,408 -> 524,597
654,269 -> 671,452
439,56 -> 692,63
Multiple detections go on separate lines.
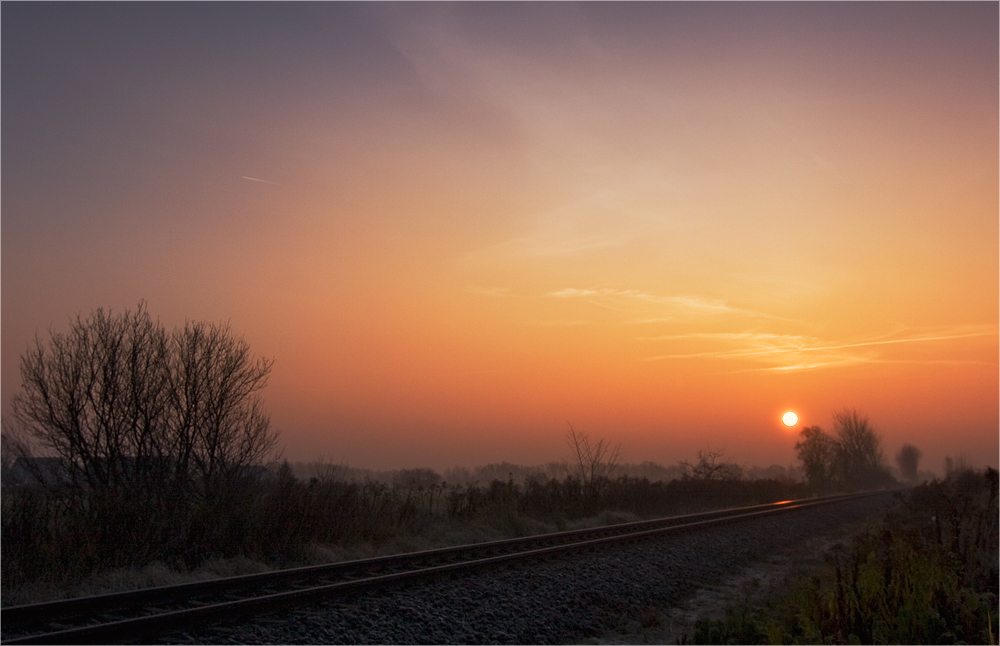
241,176 -> 278,185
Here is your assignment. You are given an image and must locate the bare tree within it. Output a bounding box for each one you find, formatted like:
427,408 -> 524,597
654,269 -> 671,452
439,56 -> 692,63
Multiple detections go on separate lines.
8,303 -> 279,494
895,443 -> 922,482
565,424 -> 621,499
795,425 -> 837,491
679,448 -> 743,481
168,320 -> 277,493
832,409 -> 891,489
795,412 -> 894,492
10,303 -> 171,490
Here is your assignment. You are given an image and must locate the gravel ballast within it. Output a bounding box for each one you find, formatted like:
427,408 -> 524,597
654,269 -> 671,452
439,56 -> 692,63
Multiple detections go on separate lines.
160,494 -> 899,644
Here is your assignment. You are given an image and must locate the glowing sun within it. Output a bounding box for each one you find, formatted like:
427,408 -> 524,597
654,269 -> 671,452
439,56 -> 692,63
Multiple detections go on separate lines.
782,411 -> 798,427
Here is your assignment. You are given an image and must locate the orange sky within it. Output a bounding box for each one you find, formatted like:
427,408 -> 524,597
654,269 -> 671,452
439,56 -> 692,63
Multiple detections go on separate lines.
3,3 -> 997,474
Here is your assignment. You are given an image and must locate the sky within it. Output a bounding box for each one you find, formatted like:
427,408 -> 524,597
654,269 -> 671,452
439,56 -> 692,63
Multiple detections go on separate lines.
3,3 -> 997,475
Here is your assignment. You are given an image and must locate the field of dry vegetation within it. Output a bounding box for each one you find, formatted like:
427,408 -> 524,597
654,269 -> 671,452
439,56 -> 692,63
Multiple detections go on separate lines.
2,454 -> 811,606
682,468 -> 998,645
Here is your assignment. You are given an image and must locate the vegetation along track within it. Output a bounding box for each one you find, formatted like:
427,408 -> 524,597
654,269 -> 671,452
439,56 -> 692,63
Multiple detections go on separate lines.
2,491 -> 892,644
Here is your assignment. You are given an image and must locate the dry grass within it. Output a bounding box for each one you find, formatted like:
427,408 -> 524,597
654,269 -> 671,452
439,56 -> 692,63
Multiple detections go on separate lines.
674,468 -> 999,645
2,469 -> 812,606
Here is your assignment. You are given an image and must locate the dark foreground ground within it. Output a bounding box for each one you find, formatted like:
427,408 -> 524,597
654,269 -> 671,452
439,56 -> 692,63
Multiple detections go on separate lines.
617,470 -> 998,645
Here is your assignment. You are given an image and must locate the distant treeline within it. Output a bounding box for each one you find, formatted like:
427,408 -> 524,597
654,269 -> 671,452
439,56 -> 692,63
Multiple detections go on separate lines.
287,460 -> 805,487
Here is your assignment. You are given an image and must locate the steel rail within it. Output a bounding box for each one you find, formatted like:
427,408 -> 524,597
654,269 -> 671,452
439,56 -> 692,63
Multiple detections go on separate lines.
1,490 -> 893,644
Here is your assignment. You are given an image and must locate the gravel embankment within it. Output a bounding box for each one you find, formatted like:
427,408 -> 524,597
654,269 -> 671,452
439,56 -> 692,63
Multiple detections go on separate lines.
159,494 -> 899,645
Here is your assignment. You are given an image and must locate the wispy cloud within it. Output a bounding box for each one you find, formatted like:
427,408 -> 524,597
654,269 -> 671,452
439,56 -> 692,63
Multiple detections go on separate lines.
637,332 -> 805,342
801,328 -> 998,352
545,287 -> 785,320
241,176 -> 279,185
715,356 -> 998,375
641,325 -> 998,372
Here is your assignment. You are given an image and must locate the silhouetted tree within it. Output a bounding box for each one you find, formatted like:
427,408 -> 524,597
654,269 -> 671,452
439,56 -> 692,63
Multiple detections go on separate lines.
565,424 -> 620,502
895,443 -> 922,482
167,318 -> 276,495
680,448 -> 743,481
832,409 -> 891,490
795,425 -> 836,491
11,303 -> 171,490
9,302 -> 278,495
795,412 -> 893,492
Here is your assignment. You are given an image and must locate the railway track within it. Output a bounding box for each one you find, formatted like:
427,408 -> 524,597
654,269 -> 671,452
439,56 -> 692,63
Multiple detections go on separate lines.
2,491 -> 891,644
